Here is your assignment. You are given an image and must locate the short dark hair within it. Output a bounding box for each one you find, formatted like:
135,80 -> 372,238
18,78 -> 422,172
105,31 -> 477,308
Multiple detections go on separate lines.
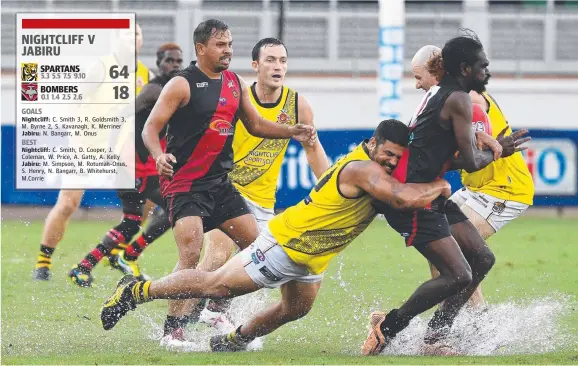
440,29 -> 484,78
373,119 -> 410,147
193,19 -> 229,53
156,42 -> 182,64
251,37 -> 288,61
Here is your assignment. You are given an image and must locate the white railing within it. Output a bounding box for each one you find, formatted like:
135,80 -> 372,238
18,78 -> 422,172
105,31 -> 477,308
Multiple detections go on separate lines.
2,0 -> 578,75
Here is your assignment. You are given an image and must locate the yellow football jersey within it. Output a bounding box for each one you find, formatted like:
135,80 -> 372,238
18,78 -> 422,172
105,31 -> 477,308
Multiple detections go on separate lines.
461,92 -> 534,205
268,143 -> 378,275
229,84 -> 297,209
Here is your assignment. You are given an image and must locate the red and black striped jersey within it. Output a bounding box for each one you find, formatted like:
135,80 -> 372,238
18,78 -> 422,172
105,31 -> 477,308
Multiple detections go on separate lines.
161,62 -> 242,196
392,75 -> 464,184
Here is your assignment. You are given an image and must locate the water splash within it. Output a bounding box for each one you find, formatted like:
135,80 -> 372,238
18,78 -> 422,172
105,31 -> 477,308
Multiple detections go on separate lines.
139,289 -> 273,352
382,295 -> 576,356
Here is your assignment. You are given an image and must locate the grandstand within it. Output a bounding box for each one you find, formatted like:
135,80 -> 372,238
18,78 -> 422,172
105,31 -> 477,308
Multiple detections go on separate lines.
2,0 -> 578,75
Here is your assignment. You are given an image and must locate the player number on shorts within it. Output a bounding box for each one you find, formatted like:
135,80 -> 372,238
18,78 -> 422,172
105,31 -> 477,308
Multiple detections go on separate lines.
113,86 -> 129,100
109,65 -> 129,79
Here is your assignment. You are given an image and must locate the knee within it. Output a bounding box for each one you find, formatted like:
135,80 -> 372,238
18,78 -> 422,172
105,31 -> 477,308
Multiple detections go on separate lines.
55,197 -> 81,217
179,245 -> 203,269
206,273 -> 234,299
454,269 -> 473,290
474,249 -> 496,277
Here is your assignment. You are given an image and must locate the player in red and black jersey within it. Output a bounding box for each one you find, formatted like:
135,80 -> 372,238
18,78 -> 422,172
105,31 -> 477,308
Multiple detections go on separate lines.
140,19 -> 317,343
68,44 -> 184,287
363,32 -> 510,356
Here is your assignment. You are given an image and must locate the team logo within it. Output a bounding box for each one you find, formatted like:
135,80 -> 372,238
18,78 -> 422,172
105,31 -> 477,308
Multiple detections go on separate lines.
209,119 -> 234,136
277,109 -> 289,124
21,83 -> 38,101
473,121 -> 486,133
492,202 -> 506,214
232,89 -> 239,99
219,97 -> 227,106
21,63 -> 38,81
255,249 -> 265,262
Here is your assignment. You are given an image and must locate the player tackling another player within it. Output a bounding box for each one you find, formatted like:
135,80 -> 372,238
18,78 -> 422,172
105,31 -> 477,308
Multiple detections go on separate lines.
362,32 -> 531,356
411,44 -> 534,308
101,119 -> 454,352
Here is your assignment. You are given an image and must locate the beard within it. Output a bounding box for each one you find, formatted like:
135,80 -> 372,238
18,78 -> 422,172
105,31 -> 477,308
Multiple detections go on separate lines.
471,74 -> 491,93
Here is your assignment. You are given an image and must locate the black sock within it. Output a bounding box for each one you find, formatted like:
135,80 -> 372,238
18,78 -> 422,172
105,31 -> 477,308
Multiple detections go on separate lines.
235,326 -> 255,343
429,308 -> 455,328
379,309 -> 410,338
163,315 -> 182,336
35,245 -> 55,270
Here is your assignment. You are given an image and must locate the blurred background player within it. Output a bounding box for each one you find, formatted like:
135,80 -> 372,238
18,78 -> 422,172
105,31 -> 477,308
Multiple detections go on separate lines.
68,43 -> 184,287
411,44 -> 534,308
33,24 -> 154,281
100,119 -> 452,353
140,19 -> 317,344
184,37 -> 330,328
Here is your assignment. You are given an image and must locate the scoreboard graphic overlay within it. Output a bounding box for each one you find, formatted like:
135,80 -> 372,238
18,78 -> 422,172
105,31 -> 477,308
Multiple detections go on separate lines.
16,13 -> 137,190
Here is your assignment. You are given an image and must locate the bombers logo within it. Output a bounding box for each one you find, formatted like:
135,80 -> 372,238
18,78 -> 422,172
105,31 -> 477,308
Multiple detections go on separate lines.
209,119 -> 234,136
21,83 -> 38,101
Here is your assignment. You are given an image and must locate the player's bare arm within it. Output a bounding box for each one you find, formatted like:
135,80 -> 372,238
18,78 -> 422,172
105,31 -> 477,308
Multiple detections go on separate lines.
237,76 -> 317,145
340,161 -> 451,210
446,91 -> 498,172
142,76 -> 190,177
298,94 -> 330,178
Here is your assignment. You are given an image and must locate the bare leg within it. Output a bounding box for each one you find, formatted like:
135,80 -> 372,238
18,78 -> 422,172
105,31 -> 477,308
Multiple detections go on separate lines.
459,205 -> 495,308
168,216 -> 205,319
185,229 -> 237,317
201,229 -> 237,272
180,214 -> 259,318
150,252 -> 261,300
426,219 -> 495,339
428,206 -> 496,309
238,280 -> 321,339
41,190 -> 84,248
219,214 -> 260,250
34,190 -> 84,279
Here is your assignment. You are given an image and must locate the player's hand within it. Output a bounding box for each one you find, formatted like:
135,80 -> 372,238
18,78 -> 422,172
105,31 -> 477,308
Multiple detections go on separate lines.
497,126 -> 531,158
290,124 -> 317,146
156,153 -> 177,178
475,131 -> 502,161
440,180 -> 452,199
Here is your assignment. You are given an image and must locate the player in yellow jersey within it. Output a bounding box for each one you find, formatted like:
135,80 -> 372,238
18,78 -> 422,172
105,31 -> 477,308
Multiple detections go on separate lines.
100,119 -> 452,351
33,24 -> 154,281
182,38 -> 330,329
411,45 -> 534,308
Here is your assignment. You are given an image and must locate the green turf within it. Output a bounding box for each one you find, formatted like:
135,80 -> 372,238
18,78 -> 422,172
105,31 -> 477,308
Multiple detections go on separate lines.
2,216 -> 577,364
